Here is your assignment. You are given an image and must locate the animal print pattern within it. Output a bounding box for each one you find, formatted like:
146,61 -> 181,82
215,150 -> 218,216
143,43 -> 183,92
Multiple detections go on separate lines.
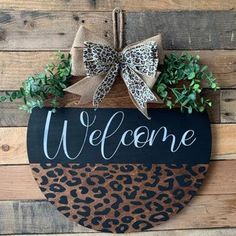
121,42 -> 159,78
93,63 -> 119,106
30,163 -> 208,233
83,42 -> 118,76
122,65 -> 157,108
82,41 -> 159,108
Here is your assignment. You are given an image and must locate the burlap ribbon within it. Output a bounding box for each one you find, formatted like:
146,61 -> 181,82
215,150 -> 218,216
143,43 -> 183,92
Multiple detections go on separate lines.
65,8 -> 163,119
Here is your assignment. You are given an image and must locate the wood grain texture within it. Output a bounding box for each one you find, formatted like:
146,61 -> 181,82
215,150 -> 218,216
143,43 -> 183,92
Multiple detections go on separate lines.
221,90 -> 236,123
0,92 -> 30,127
0,200 -> 92,234
0,0 -> 235,11
1,160 -> 236,200
0,127 -> 27,164
9,228 -> 236,236
202,90 -> 220,124
0,165 -> 44,200
125,11 -> 236,49
0,52 -> 57,90
2,194 -> 236,233
211,124 -> 236,155
0,11 -> 112,50
1,11 -> 236,50
0,50 -> 235,90
0,89 -> 220,127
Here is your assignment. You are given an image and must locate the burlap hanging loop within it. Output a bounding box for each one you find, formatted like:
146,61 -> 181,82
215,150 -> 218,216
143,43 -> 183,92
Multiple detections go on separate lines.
112,7 -> 124,50
65,8 -> 163,119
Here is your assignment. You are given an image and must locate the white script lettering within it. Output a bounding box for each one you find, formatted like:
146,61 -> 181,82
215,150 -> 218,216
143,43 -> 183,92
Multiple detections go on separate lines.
43,110 -> 197,160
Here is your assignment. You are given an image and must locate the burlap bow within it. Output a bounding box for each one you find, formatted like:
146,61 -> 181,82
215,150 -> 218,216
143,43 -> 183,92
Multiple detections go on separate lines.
65,25 -> 163,119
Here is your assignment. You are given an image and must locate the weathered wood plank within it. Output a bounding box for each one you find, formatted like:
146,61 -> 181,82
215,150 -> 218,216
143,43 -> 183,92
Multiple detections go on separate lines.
202,90 -> 220,124
0,200 -> 92,234
0,0 -> 235,11
1,194 -> 236,233
9,228 -> 236,236
211,124 -> 236,155
1,50 -> 235,90
221,90 -> 236,123
0,89 -> 220,126
1,11 -> 236,50
0,127 -> 27,164
0,11 -> 112,50
125,11 -> 236,49
0,92 -> 30,127
0,160 -> 236,199
0,52 -> 57,90
0,123 -> 233,165
0,165 -> 43,200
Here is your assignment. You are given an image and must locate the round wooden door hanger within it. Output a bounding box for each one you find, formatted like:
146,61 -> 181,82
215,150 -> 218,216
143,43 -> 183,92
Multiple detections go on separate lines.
27,108 -> 211,233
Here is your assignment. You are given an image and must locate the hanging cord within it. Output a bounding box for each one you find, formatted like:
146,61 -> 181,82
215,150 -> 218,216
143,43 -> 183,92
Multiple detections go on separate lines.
112,8 -> 124,51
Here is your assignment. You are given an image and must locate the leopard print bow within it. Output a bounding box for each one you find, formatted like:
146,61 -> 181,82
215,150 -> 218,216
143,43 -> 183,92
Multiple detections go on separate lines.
65,26 -> 162,119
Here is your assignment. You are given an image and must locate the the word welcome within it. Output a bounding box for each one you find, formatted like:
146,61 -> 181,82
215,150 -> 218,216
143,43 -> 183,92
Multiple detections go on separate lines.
43,110 -> 196,160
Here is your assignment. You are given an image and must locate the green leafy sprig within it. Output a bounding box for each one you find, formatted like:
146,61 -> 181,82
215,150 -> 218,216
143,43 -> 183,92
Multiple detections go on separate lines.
0,53 -> 71,113
0,52 -> 219,114
156,53 -> 220,113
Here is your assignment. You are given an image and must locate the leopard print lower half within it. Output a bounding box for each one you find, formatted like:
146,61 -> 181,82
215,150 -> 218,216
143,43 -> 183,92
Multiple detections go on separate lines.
30,163 -> 208,233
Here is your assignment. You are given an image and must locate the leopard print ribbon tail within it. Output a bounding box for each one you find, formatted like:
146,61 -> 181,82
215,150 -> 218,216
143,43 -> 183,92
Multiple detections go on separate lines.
93,64 -> 119,106
121,66 -> 158,119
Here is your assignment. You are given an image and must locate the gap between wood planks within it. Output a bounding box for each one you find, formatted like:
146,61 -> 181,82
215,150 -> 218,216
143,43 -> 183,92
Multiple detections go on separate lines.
0,50 -> 235,90
1,196 -> 236,233
6,229 -> 236,236
2,49 -> 236,125
0,89 -> 221,126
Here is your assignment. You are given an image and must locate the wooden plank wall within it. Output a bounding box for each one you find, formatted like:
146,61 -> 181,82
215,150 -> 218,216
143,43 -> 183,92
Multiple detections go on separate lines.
0,1 -> 236,235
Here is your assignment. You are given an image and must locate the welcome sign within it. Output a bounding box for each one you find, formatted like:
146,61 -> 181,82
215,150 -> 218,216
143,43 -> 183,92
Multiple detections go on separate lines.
27,108 -> 211,233
28,108 -> 211,164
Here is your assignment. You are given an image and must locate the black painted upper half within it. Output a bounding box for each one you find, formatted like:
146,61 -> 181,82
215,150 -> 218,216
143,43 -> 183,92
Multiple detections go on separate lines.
27,108 -> 211,164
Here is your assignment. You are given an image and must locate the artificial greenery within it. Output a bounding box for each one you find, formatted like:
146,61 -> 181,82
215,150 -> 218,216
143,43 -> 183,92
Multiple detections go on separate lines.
0,52 -> 219,114
0,53 -> 71,113
156,53 -> 220,113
